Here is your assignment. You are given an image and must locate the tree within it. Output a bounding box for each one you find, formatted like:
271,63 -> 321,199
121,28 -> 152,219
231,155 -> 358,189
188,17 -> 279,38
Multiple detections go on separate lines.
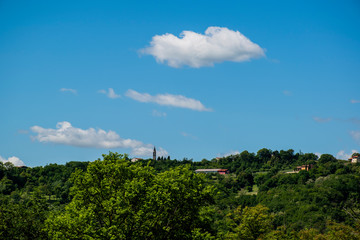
236,171 -> 254,189
45,152 -> 215,239
318,154 -> 337,164
225,205 -> 273,240
0,177 -> 15,195
0,191 -> 49,240
257,148 -> 272,164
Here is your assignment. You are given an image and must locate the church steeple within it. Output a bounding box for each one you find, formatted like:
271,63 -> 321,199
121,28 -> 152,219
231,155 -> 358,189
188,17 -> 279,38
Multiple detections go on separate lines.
153,146 -> 156,160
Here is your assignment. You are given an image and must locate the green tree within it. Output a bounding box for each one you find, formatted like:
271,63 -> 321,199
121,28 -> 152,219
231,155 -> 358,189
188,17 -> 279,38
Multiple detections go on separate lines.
225,205 -> 273,240
0,177 -> 15,194
45,152 -> 215,239
318,154 -> 337,164
0,191 -> 49,240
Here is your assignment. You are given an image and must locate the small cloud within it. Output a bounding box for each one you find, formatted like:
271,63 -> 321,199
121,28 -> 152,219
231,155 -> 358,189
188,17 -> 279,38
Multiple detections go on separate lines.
60,88 -> 77,94
313,117 -> 332,123
98,88 -> 121,99
315,152 -> 322,158
17,129 -> 29,134
336,150 -> 358,160
126,89 -> 212,112
269,59 -> 280,63
349,118 -> 360,126
283,90 -> 292,96
30,121 -> 167,157
180,132 -> 198,140
218,150 -> 240,158
350,130 -> 360,144
350,99 -> 360,104
0,155 -> 25,167
152,110 -> 167,117
140,26 -> 265,68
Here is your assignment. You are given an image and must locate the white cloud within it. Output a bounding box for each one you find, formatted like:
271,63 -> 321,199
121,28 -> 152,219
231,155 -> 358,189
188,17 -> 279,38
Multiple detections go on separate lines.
350,99 -> 360,104
350,130 -> 360,144
30,121 -> 167,157
141,26 -> 265,68
152,110 -> 167,117
99,88 -> 121,99
60,88 -> 77,94
313,117 -> 332,123
218,150 -> 240,158
336,150 -> 358,160
0,155 -> 25,167
315,152 -> 322,158
126,89 -> 212,112
180,132 -> 198,140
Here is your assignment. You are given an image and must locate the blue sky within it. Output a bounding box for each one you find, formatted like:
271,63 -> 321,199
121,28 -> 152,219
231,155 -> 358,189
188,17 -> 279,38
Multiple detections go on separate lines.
1,0 -> 360,166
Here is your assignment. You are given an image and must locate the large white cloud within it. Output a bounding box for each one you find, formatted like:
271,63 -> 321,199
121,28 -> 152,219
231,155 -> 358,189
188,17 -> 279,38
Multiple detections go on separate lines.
141,26 -> 265,68
30,122 -> 168,157
0,156 -> 25,167
125,89 -> 212,112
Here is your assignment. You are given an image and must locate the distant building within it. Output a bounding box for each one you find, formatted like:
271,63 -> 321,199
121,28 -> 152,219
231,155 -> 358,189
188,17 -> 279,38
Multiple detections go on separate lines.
349,155 -> 359,163
153,147 -> 156,161
295,164 -> 313,171
195,169 -> 229,174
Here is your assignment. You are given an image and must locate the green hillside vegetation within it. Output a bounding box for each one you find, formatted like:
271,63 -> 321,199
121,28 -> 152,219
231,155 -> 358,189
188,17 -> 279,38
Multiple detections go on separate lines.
0,149 -> 359,239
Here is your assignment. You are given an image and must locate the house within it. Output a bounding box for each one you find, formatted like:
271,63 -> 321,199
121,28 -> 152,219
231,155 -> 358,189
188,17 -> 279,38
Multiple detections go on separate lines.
349,155 -> 360,163
217,169 -> 229,174
195,169 -> 229,174
295,164 -> 313,171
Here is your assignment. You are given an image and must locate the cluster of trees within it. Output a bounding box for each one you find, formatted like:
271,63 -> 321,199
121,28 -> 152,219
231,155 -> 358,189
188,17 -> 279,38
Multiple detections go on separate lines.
0,149 -> 359,239
137,148 -> 320,173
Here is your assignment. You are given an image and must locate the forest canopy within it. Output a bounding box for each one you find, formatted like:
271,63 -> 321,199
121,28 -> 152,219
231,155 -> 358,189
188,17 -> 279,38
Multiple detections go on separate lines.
0,149 -> 359,239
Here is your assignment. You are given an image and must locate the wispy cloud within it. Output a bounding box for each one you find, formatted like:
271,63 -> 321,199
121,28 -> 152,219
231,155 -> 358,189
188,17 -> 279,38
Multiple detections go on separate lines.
180,132 -> 198,140
60,88 -> 77,94
141,26 -> 265,68
152,110 -> 167,117
313,117 -> 332,123
0,155 -> 25,166
218,150 -> 240,158
350,130 -> 360,144
30,121 -> 167,157
350,99 -> 360,104
125,89 -> 212,112
99,88 -> 121,99
283,90 -> 292,96
336,150 -> 358,160
349,118 -> 360,126
17,129 -> 29,134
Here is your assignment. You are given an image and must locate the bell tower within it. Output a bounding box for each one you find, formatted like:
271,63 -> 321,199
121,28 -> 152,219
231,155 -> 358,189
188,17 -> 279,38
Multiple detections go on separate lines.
153,146 -> 156,160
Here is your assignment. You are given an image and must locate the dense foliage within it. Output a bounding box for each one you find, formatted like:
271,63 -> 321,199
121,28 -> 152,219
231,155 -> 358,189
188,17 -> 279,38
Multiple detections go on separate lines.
0,149 -> 359,239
